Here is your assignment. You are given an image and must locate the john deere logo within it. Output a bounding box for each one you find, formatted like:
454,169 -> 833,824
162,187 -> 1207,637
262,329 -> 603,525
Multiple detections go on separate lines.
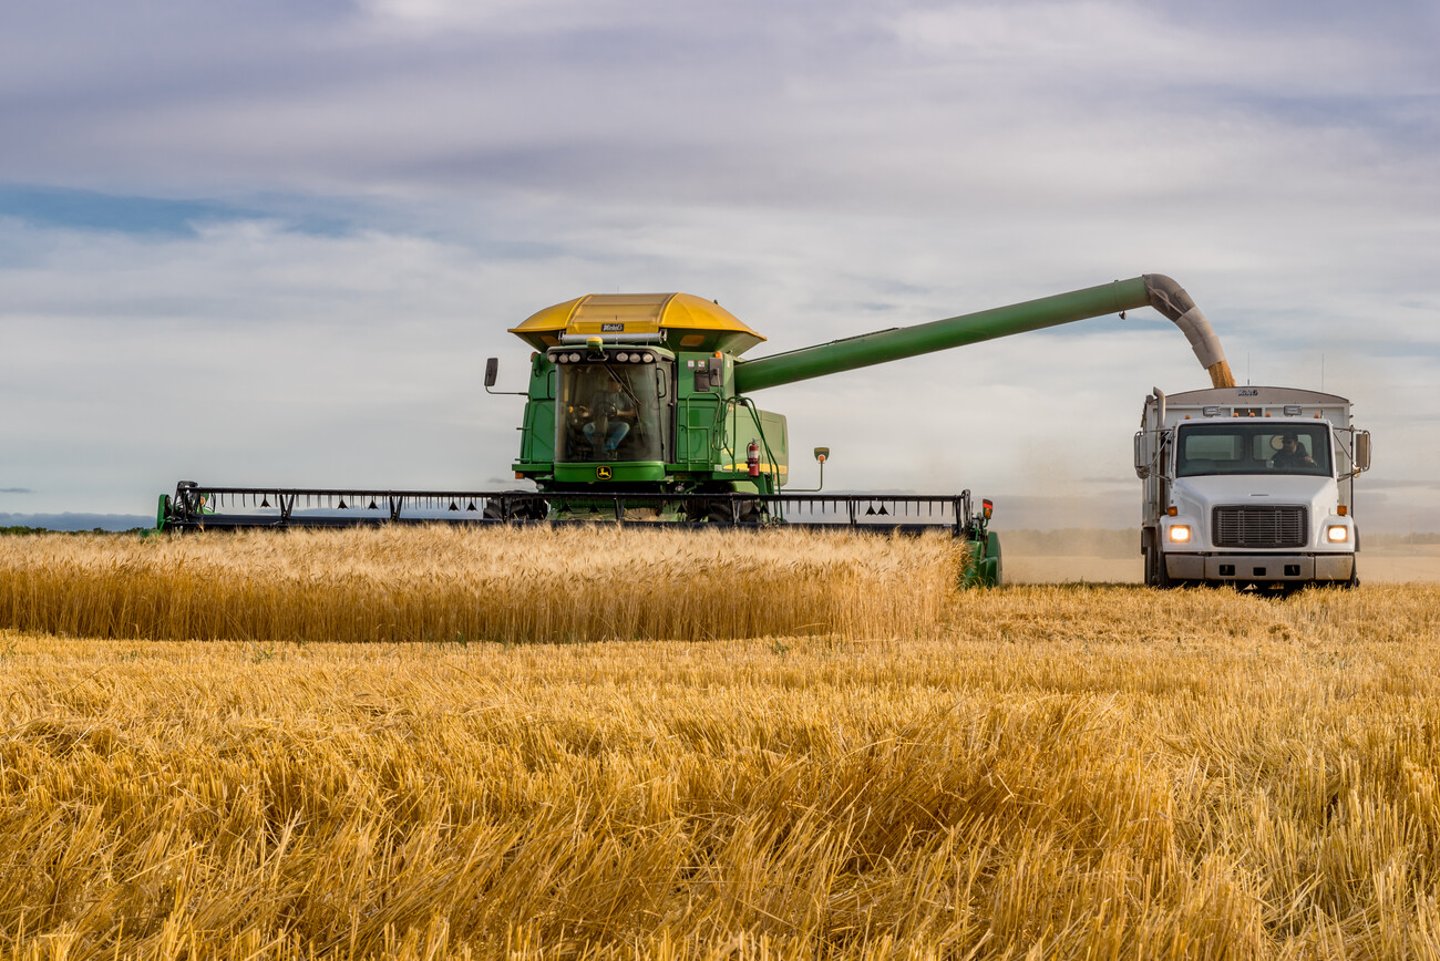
601,323 -> 624,332
596,465 -> 613,480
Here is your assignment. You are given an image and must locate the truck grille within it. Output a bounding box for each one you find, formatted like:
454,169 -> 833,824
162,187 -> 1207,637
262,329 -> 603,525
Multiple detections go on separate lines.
1212,506 -> 1308,549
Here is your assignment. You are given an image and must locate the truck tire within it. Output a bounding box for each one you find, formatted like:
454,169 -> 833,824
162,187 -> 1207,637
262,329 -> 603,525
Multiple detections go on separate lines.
1143,530 -> 1172,589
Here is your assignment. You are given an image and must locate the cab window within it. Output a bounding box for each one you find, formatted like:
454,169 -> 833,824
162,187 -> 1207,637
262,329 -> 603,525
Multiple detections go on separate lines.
1176,423 -> 1330,477
555,362 -> 670,462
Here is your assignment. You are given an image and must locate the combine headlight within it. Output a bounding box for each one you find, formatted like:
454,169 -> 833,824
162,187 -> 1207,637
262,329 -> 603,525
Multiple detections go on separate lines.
567,352 -> 581,363
1168,524 -> 1192,544
615,352 -> 629,362
642,353 -> 655,363
1327,525 -> 1350,543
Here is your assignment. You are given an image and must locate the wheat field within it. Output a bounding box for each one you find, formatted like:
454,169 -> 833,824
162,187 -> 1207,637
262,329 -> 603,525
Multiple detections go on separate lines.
1,528 -> 1438,960
0,527 -> 964,644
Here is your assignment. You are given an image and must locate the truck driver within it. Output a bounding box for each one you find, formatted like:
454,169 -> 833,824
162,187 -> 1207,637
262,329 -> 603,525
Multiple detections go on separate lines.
1271,433 -> 1315,469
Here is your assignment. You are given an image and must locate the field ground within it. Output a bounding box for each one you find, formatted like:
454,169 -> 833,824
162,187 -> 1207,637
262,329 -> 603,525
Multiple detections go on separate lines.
2,529 -> 1439,959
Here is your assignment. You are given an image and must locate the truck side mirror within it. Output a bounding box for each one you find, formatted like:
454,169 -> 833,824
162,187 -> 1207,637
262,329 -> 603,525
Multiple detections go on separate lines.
1354,430 -> 1371,473
1134,432 -> 1150,479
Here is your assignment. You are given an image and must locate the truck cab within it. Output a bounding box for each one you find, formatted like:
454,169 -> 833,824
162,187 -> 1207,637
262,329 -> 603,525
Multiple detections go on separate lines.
1136,387 -> 1370,588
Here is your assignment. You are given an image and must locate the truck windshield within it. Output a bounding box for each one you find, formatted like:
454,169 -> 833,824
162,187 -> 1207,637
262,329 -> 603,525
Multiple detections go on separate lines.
555,362 -> 668,462
1176,423 -> 1331,478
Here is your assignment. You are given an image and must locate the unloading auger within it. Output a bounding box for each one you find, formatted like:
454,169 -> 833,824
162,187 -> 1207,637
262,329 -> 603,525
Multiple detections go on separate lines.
159,274 -> 1232,587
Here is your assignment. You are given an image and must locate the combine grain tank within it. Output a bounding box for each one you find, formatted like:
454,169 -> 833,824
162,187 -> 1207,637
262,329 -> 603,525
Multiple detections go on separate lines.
1136,387 -> 1371,588
160,274 -> 1233,587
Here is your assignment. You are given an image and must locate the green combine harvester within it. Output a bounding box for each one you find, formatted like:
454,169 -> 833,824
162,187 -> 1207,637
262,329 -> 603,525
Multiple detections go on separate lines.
160,274 -> 1233,587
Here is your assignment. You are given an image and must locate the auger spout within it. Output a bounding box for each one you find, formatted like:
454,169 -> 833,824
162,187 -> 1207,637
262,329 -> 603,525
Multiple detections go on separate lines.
733,274 -> 1233,393
1138,274 -> 1235,388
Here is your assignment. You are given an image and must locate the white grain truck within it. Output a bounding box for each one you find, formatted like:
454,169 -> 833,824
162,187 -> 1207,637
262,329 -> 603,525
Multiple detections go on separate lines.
1136,387 -> 1371,588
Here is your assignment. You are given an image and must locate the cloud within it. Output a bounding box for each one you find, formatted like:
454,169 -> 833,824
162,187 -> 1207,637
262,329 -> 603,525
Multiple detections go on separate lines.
2,196 -> 1438,529
0,0 -> 1436,531
3,1 -> 1433,214
888,1 -> 1433,97
353,0 -> 631,36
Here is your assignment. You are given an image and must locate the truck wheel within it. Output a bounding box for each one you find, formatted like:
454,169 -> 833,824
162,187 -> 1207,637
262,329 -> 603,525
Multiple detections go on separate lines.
1143,531 -> 1172,589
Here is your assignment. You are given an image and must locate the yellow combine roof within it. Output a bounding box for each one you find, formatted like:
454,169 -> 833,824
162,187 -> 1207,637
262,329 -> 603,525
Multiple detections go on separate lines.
508,292 -> 766,354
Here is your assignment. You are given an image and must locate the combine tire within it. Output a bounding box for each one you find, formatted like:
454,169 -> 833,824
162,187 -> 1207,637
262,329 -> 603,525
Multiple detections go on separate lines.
708,500 -> 763,524
689,496 -> 763,524
483,494 -> 548,521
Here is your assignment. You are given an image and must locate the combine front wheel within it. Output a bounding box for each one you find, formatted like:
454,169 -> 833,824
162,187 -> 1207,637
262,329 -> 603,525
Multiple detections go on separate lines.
688,495 -> 763,524
483,494 -> 548,522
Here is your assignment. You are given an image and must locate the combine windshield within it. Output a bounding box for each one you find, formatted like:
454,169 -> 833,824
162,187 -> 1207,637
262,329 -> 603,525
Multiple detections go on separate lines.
1176,423 -> 1331,478
556,362 -> 669,462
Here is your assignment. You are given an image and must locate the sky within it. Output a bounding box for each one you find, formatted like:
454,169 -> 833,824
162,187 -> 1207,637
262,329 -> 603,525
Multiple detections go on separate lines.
2,0 -> 1438,531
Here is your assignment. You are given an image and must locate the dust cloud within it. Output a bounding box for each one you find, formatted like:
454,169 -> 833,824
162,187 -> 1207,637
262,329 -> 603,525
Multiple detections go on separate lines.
997,530 -> 1440,585
999,529 -> 1140,585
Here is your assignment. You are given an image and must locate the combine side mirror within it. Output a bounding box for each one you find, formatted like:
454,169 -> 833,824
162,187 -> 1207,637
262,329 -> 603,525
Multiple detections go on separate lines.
484,357 -> 528,397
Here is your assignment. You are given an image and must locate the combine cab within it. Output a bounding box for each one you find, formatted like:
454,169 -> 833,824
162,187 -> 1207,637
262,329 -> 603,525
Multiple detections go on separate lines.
502,293 -> 785,517
160,274 -> 1237,589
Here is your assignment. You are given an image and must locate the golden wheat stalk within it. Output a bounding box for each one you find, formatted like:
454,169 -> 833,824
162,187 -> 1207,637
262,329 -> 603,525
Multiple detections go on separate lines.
1,584 -> 1438,958
0,527 -> 967,644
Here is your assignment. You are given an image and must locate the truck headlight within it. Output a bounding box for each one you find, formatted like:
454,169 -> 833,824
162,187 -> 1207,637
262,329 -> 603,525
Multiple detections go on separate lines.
1326,525 -> 1349,543
1168,524 -> 1191,543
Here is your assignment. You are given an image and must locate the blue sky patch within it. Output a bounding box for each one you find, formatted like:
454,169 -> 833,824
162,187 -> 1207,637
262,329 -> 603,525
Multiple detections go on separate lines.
0,184 -> 355,238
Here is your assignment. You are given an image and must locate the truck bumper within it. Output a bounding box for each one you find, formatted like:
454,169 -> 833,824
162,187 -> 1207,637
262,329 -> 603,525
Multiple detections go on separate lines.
1164,552 -> 1355,584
